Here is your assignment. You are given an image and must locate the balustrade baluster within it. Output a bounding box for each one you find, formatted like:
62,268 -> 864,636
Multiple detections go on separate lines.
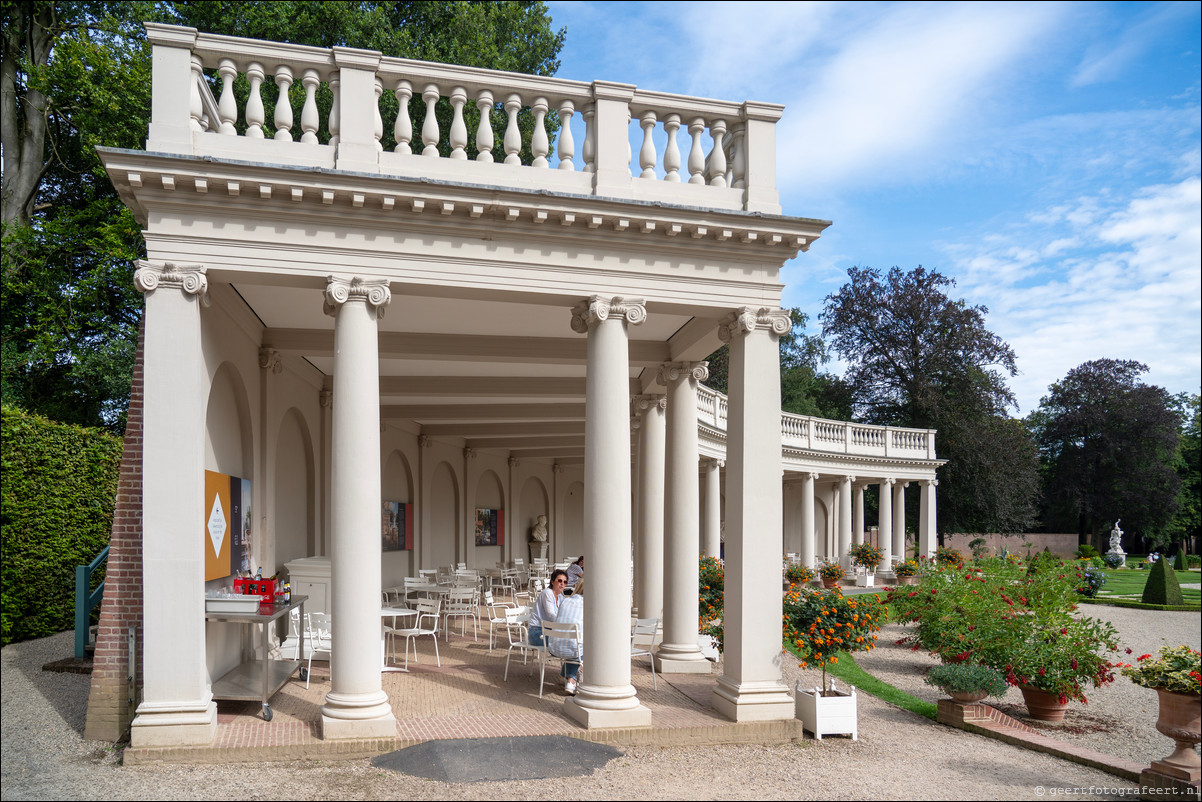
373,78 -> 384,152
421,84 -> 441,157
300,69 -> 320,144
393,80 -> 413,153
707,119 -> 728,187
662,113 -> 681,182
244,62 -> 265,138
448,86 -> 468,159
557,100 -> 575,170
189,56 -> 205,132
273,66 -> 293,141
687,117 -> 706,184
638,110 -> 657,178
475,90 -> 494,162
582,104 -> 596,173
531,96 -> 550,168
729,122 -> 746,189
217,59 -> 238,135
328,76 -> 341,149
503,94 -> 522,165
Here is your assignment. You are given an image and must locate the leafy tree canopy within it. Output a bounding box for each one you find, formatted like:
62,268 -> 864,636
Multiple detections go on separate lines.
1028,359 -> 1182,547
820,265 -> 1038,534
1,0 -> 566,431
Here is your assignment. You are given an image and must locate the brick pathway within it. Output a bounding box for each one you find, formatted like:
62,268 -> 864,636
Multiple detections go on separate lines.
124,630 -> 802,765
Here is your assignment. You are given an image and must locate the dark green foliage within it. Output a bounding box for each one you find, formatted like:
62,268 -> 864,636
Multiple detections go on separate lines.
1,405 -> 122,645
1142,556 -> 1184,606
1029,360 -> 1181,549
1076,544 -> 1099,559
1168,393 -> 1200,551
1173,548 -> 1188,572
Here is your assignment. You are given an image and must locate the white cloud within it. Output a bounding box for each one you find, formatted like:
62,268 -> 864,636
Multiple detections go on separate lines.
945,175 -> 1202,413
776,2 -> 1068,191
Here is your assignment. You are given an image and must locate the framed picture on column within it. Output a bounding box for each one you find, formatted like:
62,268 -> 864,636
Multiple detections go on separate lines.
382,501 -> 413,551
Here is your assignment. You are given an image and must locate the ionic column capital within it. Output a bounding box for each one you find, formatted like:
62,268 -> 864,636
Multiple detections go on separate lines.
418,434 -> 433,448
842,475 -> 856,485
552,463 -> 565,474
632,393 -> 667,414
323,276 -> 391,319
319,387 -> 333,408
463,447 -> 475,460
258,346 -> 282,374
805,472 -> 820,481
569,295 -> 646,333
508,456 -> 520,469
133,261 -> 210,306
881,477 -> 896,486
716,306 -> 791,342
920,478 -> 939,487
704,457 -> 724,469
657,361 -> 709,387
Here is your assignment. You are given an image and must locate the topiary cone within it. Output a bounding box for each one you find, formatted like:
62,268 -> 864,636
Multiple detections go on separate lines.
1173,547 -> 1187,572
1142,555 -> 1185,606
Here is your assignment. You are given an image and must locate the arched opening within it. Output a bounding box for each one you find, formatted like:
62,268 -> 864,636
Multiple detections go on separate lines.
272,407 -> 315,572
427,461 -> 459,569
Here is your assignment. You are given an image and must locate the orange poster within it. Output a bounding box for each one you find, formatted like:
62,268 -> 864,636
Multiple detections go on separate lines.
204,470 -> 233,581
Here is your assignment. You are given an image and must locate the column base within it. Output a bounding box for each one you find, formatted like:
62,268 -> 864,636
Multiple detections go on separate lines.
712,675 -> 794,722
321,690 -> 397,740
564,697 -> 652,729
129,699 -> 217,747
654,646 -> 712,674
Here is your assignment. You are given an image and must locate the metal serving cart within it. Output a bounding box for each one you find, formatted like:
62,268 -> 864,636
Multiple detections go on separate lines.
204,595 -> 308,721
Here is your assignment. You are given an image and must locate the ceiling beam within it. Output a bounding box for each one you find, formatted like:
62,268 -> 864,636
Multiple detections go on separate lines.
420,421 -> 583,437
508,446 -> 587,458
467,435 -> 584,450
379,376 -> 587,397
381,403 -> 585,421
263,328 -> 670,366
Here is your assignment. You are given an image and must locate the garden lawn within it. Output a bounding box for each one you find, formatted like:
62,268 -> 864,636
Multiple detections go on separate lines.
1097,568 -> 1200,602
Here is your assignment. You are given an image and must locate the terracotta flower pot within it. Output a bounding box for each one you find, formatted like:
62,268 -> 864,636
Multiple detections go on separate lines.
821,577 -> 839,589
1151,688 -> 1201,780
949,691 -> 988,704
896,576 -> 918,586
1019,685 -> 1069,722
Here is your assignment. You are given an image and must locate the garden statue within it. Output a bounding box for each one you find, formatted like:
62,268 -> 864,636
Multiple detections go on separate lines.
1107,519 -> 1126,567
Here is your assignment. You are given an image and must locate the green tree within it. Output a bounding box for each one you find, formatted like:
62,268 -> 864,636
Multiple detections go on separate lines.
1,1 -> 566,430
1167,393 -> 1200,552
820,265 -> 1039,534
1028,359 -> 1181,550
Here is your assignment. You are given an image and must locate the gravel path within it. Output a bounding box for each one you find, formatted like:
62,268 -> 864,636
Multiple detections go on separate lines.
2,607 -> 1196,801
855,604 -> 1202,768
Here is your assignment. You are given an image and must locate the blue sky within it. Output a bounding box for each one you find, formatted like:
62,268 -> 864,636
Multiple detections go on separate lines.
546,1 -> 1202,415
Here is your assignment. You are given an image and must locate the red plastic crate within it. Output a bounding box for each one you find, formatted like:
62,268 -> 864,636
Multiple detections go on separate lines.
233,577 -> 276,601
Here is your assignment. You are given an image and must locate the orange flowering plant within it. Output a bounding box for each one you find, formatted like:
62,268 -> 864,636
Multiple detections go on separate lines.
699,555 -> 725,652
783,586 -> 886,688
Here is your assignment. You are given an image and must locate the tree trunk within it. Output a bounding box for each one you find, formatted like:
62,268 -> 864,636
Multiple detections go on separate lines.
1,2 -> 55,229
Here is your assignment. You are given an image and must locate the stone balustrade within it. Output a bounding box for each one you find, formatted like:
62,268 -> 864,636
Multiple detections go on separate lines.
697,384 -> 938,460
145,23 -> 782,213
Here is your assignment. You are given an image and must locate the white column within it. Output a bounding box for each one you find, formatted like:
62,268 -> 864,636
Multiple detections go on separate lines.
702,458 -> 722,559
852,482 -> 865,546
712,307 -> 793,722
838,475 -> 854,569
893,481 -> 908,561
565,296 -> 651,728
319,383 -> 333,556
656,362 -> 710,674
799,472 -> 816,568
878,479 -> 894,572
130,262 -> 215,748
633,394 -> 666,620
919,478 -> 938,559
321,276 -> 397,739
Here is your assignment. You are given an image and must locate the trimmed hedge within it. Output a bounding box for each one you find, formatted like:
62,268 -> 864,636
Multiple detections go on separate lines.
1141,557 -> 1185,606
1,405 -> 122,645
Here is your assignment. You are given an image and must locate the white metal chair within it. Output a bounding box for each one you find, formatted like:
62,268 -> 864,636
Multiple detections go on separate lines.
304,611 -> 333,689
503,607 -> 539,680
537,620 -> 582,698
442,587 -> 478,641
482,590 -> 515,652
387,599 -> 440,669
631,616 -> 660,690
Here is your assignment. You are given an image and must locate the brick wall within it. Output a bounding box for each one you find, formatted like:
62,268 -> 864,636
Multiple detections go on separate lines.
84,316 -> 145,742
942,532 -> 1080,559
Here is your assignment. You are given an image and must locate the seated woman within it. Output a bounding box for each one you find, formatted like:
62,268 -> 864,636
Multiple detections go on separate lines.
527,568 -> 567,646
549,587 -> 584,695
565,555 -> 584,589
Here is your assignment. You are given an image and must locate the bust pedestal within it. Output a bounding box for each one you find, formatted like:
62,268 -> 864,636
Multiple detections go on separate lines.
529,541 -> 548,562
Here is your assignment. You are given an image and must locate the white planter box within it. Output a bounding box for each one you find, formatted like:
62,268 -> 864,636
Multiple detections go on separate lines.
795,681 -> 858,740
855,572 -> 875,587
